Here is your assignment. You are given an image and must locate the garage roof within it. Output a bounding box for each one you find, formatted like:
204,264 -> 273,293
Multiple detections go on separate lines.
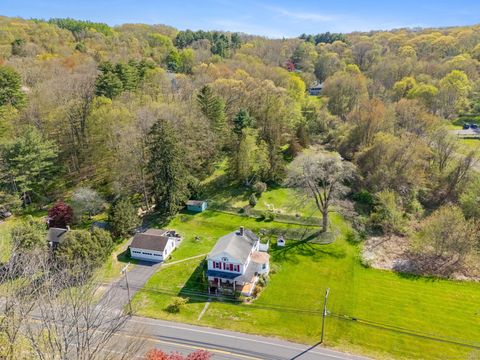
130,231 -> 170,252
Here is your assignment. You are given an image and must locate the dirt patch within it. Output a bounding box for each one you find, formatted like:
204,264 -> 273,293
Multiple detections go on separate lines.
362,235 -> 480,281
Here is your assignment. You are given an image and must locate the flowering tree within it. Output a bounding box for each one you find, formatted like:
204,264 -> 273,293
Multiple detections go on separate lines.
145,349 -> 211,360
48,201 -> 73,228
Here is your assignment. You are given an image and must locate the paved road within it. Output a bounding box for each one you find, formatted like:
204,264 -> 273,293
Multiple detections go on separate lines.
118,316 -> 369,360
100,263 -> 368,359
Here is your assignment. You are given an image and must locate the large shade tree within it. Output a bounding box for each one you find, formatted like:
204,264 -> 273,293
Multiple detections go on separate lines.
286,151 -> 356,232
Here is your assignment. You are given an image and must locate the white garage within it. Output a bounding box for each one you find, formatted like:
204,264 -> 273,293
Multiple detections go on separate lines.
129,229 -> 180,262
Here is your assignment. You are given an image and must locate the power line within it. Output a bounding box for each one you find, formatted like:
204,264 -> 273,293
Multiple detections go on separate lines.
329,312 -> 480,350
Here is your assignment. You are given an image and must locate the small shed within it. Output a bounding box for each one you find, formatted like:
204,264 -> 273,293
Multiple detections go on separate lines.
186,200 -> 208,212
277,237 -> 286,247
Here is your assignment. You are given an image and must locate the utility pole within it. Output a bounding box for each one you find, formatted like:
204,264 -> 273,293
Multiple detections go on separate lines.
321,288 -> 330,344
121,263 -> 132,315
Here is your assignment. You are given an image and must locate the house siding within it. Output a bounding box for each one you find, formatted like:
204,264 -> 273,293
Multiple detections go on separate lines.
187,201 -> 207,212
130,239 -> 175,262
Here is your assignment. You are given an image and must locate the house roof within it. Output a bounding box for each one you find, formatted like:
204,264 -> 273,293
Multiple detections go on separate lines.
46,227 -> 69,244
130,231 -> 170,252
144,228 -> 168,236
186,200 -> 206,206
208,228 -> 258,264
251,251 -> 270,264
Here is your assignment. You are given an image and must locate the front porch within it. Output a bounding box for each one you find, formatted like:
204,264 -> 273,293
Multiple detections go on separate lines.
207,275 -> 258,296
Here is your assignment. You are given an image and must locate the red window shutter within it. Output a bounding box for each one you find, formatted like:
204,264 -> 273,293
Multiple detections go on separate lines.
229,263 -> 233,271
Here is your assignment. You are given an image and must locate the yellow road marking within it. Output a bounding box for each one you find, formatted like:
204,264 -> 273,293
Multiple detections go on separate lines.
116,330 -> 262,360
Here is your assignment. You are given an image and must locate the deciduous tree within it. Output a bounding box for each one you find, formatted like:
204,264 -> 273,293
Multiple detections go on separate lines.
286,151 -> 356,232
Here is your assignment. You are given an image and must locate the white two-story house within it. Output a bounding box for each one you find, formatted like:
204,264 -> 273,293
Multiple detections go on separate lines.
206,226 -> 270,296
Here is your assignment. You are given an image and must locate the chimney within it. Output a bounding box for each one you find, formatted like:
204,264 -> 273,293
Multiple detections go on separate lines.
239,226 -> 244,236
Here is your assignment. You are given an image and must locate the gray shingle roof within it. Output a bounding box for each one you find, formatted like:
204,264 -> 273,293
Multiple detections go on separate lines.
46,228 -> 69,244
130,232 -> 170,252
208,228 -> 258,264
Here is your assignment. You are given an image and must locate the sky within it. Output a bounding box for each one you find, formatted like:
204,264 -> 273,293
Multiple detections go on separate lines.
2,0 -> 480,38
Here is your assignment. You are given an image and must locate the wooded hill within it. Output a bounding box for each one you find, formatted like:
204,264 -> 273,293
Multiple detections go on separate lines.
1,16 -> 480,275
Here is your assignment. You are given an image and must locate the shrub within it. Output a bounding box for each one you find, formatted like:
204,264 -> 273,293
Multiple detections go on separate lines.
265,210 -> 276,221
258,274 -> 269,287
252,181 -> 267,195
48,202 -> 73,228
11,216 -> 47,251
269,263 -> 280,274
345,229 -> 361,244
248,193 -> 257,207
166,296 -> 189,313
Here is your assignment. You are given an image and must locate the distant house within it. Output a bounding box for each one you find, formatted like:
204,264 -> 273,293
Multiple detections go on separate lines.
129,229 -> 181,262
47,227 -> 69,250
206,226 -> 270,296
308,82 -> 324,96
186,200 -> 208,213
277,237 -> 286,247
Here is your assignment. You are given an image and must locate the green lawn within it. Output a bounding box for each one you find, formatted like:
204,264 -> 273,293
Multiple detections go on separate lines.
132,209 -> 480,360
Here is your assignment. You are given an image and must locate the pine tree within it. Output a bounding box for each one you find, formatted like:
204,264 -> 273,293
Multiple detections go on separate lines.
108,197 -> 140,238
196,85 -> 226,133
3,127 -> 58,205
0,66 -> 26,109
232,109 -> 254,137
147,119 -> 190,216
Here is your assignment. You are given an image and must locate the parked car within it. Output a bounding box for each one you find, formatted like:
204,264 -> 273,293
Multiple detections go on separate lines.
463,123 -> 470,129
471,124 -> 478,129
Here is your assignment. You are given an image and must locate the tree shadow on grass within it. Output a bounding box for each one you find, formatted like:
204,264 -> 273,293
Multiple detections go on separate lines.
271,228 -> 345,264
178,260 -> 211,304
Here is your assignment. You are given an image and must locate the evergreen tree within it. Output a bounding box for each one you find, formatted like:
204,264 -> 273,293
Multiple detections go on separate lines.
0,66 -> 26,109
109,197 -> 140,238
95,71 -> 123,98
147,119 -> 190,216
196,85 -> 226,133
233,109 -> 254,137
115,62 -> 139,91
3,127 -> 58,205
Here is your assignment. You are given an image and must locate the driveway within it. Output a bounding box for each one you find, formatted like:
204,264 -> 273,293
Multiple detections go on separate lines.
101,260 -> 162,311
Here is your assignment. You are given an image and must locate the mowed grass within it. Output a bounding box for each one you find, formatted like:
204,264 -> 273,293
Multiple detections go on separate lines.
132,209 -> 480,360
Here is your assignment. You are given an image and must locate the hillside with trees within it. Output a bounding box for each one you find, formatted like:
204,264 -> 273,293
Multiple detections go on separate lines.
0,14 -> 480,359
1,17 -> 480,278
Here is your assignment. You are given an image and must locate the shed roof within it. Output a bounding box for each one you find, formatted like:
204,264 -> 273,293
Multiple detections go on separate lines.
46,227 -> 69,244
186,200 -> 206,206
208,228 -> 258,263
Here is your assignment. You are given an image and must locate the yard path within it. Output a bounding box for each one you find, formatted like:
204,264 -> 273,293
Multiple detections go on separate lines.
162,253 -> 207,267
